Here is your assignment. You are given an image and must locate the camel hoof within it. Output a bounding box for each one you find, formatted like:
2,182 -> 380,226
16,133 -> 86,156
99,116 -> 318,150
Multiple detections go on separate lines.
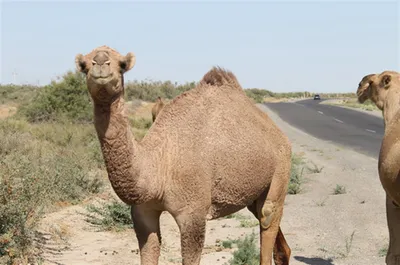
260,200 -> 275,229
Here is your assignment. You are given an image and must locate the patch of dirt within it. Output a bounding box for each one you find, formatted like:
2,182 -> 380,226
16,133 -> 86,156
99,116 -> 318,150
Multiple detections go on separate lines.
125,99 -> 171,120
0,104 -> 17,119
38,103 -> 387,265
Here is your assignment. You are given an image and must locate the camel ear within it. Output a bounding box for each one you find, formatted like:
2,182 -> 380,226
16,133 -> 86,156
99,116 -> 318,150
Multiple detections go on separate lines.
381,74 -> 392,89
75,54 -> 88,74
119,52 -> 136,73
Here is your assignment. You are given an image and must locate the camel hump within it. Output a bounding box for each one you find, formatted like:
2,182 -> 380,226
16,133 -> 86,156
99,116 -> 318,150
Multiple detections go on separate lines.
200,66 -> 241,89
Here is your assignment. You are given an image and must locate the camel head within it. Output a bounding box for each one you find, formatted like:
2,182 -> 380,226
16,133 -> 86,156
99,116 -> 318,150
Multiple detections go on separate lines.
357,71 -> 400,110
75,45 -> 136,104
356,73 -> 377,104
357,71 -> 399,110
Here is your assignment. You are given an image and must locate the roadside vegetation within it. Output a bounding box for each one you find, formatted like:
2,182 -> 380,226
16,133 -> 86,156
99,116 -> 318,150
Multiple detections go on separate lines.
288,153 -> 306,194
324,98 -> 379,112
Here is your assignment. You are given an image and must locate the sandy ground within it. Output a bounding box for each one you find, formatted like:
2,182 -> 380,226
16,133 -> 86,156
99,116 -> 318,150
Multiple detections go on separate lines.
0,104 -> 17,119
37,103 -> 388,265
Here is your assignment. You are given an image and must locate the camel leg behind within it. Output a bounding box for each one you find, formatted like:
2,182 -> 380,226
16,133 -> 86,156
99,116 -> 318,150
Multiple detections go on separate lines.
273,227 -> 291,265
385,195 -> 400,265
247,161 -> 291,265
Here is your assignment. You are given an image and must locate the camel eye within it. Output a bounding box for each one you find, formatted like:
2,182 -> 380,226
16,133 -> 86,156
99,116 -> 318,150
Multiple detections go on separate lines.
105,61 -> 111,66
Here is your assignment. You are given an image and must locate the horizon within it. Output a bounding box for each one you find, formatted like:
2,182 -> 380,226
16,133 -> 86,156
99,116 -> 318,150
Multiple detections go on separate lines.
1,1 -> 399,93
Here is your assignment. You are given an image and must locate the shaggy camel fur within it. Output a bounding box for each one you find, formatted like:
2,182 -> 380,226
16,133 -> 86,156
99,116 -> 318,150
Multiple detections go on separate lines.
75,45 -> 292,265
357,70 -> 400,265
151,97 -> 164,122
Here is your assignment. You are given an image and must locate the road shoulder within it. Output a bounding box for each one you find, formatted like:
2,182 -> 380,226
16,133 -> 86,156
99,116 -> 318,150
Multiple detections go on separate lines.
258,103 -> 387,265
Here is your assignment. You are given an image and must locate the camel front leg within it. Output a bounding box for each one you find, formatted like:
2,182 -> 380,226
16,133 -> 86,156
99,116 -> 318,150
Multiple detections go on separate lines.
386,195 -> 400,265
174,211 -> 207,265
131,205 -> 162,265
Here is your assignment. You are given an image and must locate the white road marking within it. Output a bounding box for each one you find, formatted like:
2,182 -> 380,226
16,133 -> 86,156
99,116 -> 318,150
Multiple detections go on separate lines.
366,129 -> 376,133
333,118 -> 344,123
318,111 -> 324,114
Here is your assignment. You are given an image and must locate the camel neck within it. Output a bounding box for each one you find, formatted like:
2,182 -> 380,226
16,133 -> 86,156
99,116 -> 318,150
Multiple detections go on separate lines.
93,97 -> 149,205
383,91 -> 400,128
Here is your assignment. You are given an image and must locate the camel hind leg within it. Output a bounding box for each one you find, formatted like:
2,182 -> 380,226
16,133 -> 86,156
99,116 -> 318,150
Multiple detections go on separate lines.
385,195 -> 400,265
249,161 -> 290,265
273,227 -> 291,265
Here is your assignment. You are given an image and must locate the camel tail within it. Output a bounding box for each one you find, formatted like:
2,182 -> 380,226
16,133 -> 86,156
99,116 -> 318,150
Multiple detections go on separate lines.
200,66 -> 241,90
273,226 -> 291,265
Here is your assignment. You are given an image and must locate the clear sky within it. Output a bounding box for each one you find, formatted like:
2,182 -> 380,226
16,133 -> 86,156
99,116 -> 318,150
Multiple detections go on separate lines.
1,0 -> 399,93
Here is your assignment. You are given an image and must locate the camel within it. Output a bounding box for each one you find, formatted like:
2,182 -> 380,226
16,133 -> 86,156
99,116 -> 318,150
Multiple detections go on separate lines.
75,45 -> 292,265
151,96 -> 164,122
356,70 -> 400,265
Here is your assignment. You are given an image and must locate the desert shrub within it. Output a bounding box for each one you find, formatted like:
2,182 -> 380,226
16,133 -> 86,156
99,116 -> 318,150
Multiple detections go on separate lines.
288,154 -> 305,195
229,231 -> 260,265
0,118 -> 104,263
0,84 -> 40,105
83,200 -> 132,231
18,71 -> 92,123
125,79 -> 196,102
245,88 -> 275,103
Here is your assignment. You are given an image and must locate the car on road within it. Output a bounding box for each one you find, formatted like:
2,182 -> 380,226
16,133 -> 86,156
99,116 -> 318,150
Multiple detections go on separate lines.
313,94 -> 321,100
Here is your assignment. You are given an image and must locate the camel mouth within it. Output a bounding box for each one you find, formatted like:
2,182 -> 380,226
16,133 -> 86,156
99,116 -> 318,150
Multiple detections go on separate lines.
357,93 -> 367,103
92,75 -> 113,85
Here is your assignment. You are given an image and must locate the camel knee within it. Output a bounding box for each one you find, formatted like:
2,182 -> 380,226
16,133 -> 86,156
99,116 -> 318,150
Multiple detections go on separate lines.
260,200 -> 276,229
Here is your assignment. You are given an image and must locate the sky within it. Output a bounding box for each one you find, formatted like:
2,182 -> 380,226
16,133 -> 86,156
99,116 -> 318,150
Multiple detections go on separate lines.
1,0 -> 399,93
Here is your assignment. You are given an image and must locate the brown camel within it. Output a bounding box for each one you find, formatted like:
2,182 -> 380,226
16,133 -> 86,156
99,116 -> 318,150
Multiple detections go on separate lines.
356,70 -> 400,265
75,45 -> 292,265
151,96 -> 164,122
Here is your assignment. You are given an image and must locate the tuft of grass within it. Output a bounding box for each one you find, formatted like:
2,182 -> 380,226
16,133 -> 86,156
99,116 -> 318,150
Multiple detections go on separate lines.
239,219 -> 259,228
316,197 -> 328,207
333,184 -> 346,195
288,154 -> 305,195
378,244 -> 388,257
338,231 -> 355,258
221,239 -> 238,249
83,200 -> 132,232
307,161 -> 324,173
223,213 -> 236,219
229,231 -> 260,265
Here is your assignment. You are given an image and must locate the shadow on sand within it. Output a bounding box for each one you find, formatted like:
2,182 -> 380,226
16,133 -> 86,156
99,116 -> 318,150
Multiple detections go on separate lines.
294,256 -> 335,265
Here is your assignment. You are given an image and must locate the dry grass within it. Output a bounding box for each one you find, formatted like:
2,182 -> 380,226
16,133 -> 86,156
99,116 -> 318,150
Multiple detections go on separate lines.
0,100 -> 154,263
325,98 -> 379,111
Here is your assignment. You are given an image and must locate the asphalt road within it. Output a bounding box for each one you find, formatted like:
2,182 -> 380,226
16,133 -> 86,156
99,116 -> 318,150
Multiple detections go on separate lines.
264,99 -> 385,158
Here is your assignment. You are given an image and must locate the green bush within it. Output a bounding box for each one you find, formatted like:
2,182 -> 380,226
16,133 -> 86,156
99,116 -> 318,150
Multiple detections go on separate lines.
83,200 -> 132,231
229,232 -> 260,265
0,118 -> 104,263
125,79 -> 196,102
245,88 -> 274,103
0,84 -> 39,105
288,154 -> 305,195
18,71 -> 92,123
